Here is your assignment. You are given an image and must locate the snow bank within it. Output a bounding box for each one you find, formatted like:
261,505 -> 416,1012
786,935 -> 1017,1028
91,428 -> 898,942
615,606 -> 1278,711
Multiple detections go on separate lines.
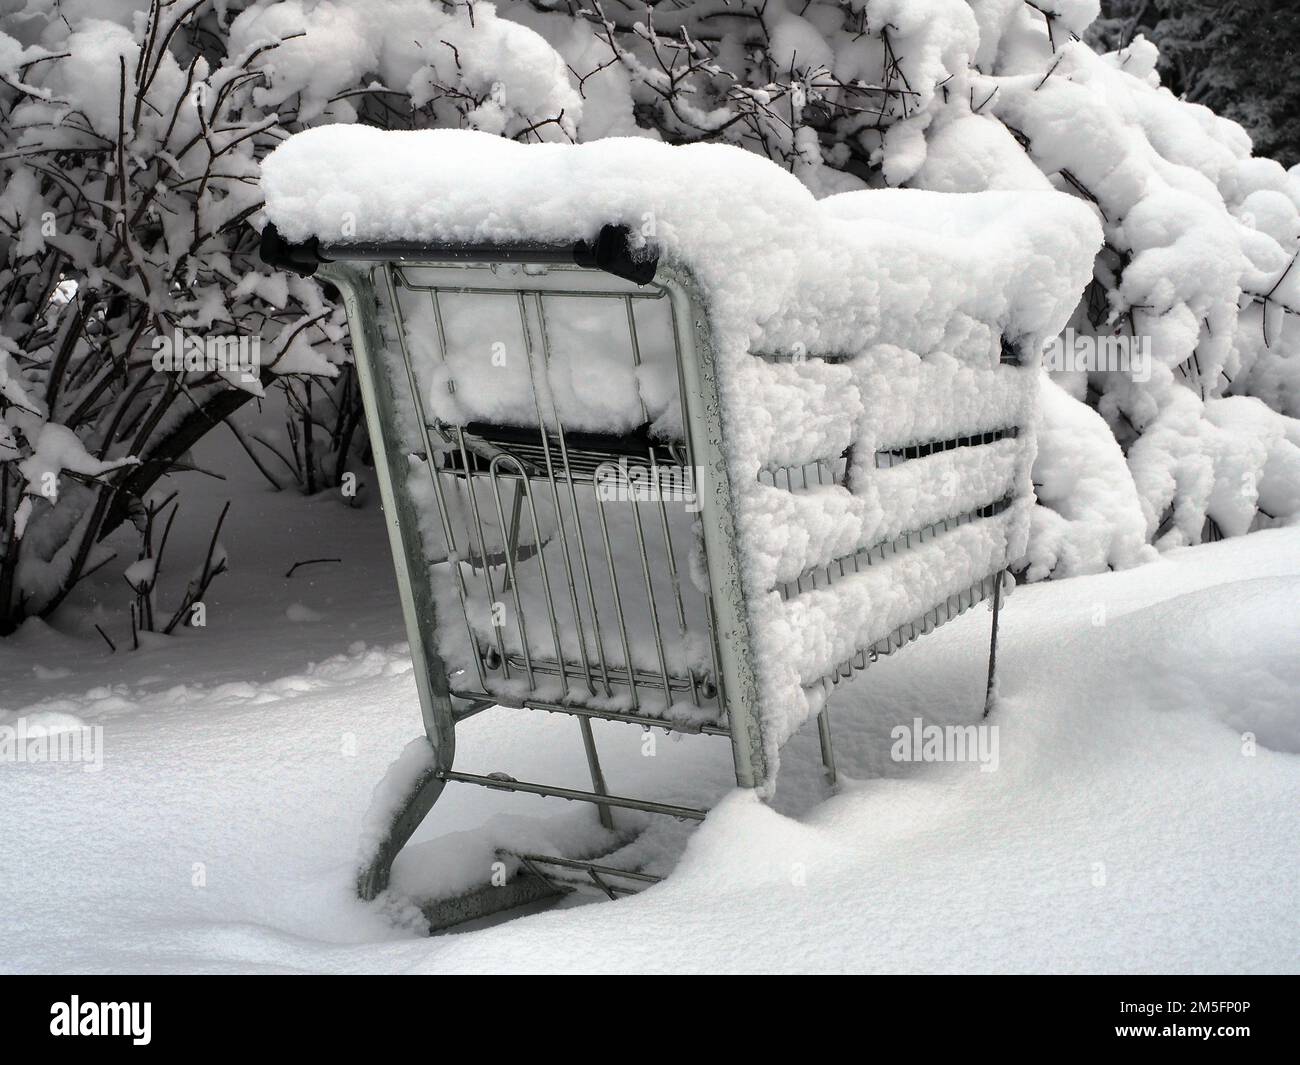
3,513 -> 1297,972
264,127 -> 1101,776
1028,377 -> 1155,579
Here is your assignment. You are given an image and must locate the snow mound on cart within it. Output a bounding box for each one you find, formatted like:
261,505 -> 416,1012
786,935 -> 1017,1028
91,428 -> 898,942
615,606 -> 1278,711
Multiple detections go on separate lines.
263,127 -> 1098,355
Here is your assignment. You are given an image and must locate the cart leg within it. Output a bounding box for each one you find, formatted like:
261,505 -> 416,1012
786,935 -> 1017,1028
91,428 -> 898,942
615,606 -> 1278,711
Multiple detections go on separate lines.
356,763 -> 447,901
817,705 -> 837,785
984,569 -> 1004,719
577,717 -> 615,830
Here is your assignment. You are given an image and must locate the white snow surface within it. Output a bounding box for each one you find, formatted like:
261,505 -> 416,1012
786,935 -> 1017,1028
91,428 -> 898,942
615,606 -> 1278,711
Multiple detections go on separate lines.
0,442 -> 1296,973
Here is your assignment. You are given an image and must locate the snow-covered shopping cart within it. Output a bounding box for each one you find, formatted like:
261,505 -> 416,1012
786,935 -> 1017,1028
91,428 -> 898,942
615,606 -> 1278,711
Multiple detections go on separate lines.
260,128 -> 1099,928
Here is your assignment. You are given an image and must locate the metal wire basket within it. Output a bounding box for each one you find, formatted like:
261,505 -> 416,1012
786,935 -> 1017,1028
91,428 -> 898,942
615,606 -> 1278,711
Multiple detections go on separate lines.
261,223 -> 1020,926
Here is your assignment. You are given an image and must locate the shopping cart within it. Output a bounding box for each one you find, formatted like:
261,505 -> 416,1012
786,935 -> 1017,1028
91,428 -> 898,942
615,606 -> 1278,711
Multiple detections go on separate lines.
261,221 -> 1022,928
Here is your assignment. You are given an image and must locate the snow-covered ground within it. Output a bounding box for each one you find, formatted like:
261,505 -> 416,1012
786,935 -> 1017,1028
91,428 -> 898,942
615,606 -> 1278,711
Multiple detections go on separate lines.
1,441 -> 1296,973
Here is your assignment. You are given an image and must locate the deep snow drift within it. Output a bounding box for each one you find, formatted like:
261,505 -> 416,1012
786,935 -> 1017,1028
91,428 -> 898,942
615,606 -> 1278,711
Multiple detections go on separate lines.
0,446 -> 1295,972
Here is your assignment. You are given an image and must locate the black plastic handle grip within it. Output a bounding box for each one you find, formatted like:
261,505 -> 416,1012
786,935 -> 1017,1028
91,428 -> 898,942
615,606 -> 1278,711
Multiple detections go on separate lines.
259,222 -> 657,285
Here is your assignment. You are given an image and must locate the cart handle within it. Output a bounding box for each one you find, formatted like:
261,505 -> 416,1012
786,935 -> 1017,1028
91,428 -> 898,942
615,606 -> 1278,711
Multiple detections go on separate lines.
259,222 -> 658,285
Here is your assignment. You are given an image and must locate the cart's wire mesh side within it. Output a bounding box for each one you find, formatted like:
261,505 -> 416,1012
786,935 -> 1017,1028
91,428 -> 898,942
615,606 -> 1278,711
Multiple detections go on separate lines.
375,262 -> 725,733
374,256 -> 1030,742
754,361 -> 1031,702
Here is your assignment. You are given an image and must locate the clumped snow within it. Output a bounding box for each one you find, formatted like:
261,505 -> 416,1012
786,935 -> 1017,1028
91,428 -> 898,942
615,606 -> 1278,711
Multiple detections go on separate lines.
228,0 -> 581,133
966,37 -> 1300,554
262,130 -> 1100,364
1029,376 -> 1156,579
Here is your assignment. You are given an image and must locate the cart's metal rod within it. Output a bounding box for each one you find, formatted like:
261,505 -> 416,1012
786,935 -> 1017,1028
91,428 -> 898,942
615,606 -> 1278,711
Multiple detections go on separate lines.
630,498 -> 676,713
484,456 -> 539,686
500,481 -> 524,597
457,692 -> 730,736
488,654 -> 700,693
586,866 -> 620,901
533,294 -> 614,699
321,234 -> 659,284
380,266 -> 488,689
577,716 -> 614,831
441,771 -> 708,820
520,291 -> 598,700
325,240 -> 586,263
398,282 -> 668,301
624,294 -> 651,425
504,296 -> 580,701
817,705 -> 837,785
650,447 -> 701,707
592,479 -> 641,710
514,853 -> 573,898
454,426 -> 513,678
515,857 -> 639,898
511,853 -> 663,884
985,568 -> 1004,719
554,447 -> 613,697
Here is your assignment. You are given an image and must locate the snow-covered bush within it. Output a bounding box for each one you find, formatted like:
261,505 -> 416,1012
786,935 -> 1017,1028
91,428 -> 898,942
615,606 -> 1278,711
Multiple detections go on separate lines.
0,0 -> 575,632
3,0 -> 1298,636
1092,0 -> 1300,168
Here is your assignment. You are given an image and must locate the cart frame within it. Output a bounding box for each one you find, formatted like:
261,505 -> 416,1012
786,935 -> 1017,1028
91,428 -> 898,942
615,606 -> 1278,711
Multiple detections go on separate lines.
261,223 -> 1010,924
304,236 -> 767,903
